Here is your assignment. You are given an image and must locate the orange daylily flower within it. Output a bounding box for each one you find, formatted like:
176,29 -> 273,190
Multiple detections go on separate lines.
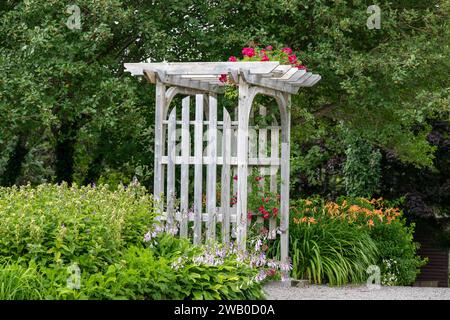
308,217 -> 317,224
367,219 -> 375,227
349,205 -> 361,213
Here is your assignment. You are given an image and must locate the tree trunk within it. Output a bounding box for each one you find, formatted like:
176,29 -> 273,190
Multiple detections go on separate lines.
55,120 -> 78,185
1,134 -> 28,186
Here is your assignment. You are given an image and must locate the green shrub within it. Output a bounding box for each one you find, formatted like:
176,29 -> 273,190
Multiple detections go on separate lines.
0,183 -> 266,300
283,197 -> 426,286
369,220 -> 426,285
37,236 -> 265,300
0,183 -> 157,271
270,212 -> 379,285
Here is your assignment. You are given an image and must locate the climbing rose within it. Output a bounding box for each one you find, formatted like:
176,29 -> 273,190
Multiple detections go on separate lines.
261,54 -> 269,61
296,64 -> 308,71
228,56 -> 237,62
265,45 -> 273,51
242,47 -> 255,57
281,47 -> 293,55
288,54 -> 297,64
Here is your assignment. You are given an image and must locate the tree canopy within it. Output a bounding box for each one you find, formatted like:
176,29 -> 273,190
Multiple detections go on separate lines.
0,1 -> 448,227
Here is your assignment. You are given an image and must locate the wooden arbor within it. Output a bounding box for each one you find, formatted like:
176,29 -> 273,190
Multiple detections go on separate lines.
125,61 -> 321,265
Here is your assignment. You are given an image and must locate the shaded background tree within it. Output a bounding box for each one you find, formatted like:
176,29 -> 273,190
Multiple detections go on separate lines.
0,0 -> 448,241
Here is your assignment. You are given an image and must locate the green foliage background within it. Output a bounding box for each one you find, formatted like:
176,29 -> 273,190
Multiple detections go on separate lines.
0,2 -> 449,243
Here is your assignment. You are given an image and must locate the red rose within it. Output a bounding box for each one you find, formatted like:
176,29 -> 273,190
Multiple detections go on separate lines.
242,47 -> 255,57
247,212 -> 253,220
272,207 -> 279,217
263,211 -> 270,219
281,47 -> 293,55
288,54 -> 297,64
219,74 -> 227,83
258,205 -> 265,212
228,56 -> 237,62
261,54 -> 269,61
297,64 -> 308,71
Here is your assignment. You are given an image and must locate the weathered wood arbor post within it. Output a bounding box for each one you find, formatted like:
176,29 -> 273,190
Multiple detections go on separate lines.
125,62 -> 321,265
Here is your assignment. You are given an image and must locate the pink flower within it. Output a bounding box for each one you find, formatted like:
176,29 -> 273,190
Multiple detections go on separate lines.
242,47 -> 255,57
263,211 -> 270,219
233,175 -> 238,181
228,56 -> 237,62
258,205 -> 265,213
288,54 -> 297,64
296,64 -> 308,71
265,45 -> 273,51
248,212 -> 253,220
219,74 -> 227,83
261,55 -> 269,61
281,47 -> 293,55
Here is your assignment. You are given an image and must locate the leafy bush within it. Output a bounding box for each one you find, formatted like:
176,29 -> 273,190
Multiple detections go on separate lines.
36,236 -> 266,300
0,183 -> 157,271
369,220 -> 426,285
0,183 -> 266,300
281,197 -> 426,286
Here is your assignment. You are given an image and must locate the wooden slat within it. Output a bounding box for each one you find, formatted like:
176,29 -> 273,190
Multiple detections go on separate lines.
231,109 -> 238,239
153,82 -> 165,206
270,65 -> 292,77
269,124 -> 279,239
241,70 -> 299,94
236,78 -> 250,251
124,61 -> 280,76
278,68 -> 300,80
161,211 -> 238,223
179,97 -> 190,238
193,94 -> 204,245
280,142 -> 290,267
280,93 -> 291,268
291,72 -> 313,85
256,106 -> 267,225
300,74 -> 321,87
206,94 -> 218,241
221,108 -> 232,243
166,107 -> 177,229
258,106 -> 268,179
157,71 -> 222,93
286,69 -> 307,82
161,156 -> 280,166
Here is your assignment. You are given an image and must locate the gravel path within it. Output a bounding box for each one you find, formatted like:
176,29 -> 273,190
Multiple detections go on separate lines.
263,281 -> 450,300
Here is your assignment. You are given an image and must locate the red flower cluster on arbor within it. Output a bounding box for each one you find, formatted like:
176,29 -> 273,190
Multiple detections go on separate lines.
222,45 -> 309,83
